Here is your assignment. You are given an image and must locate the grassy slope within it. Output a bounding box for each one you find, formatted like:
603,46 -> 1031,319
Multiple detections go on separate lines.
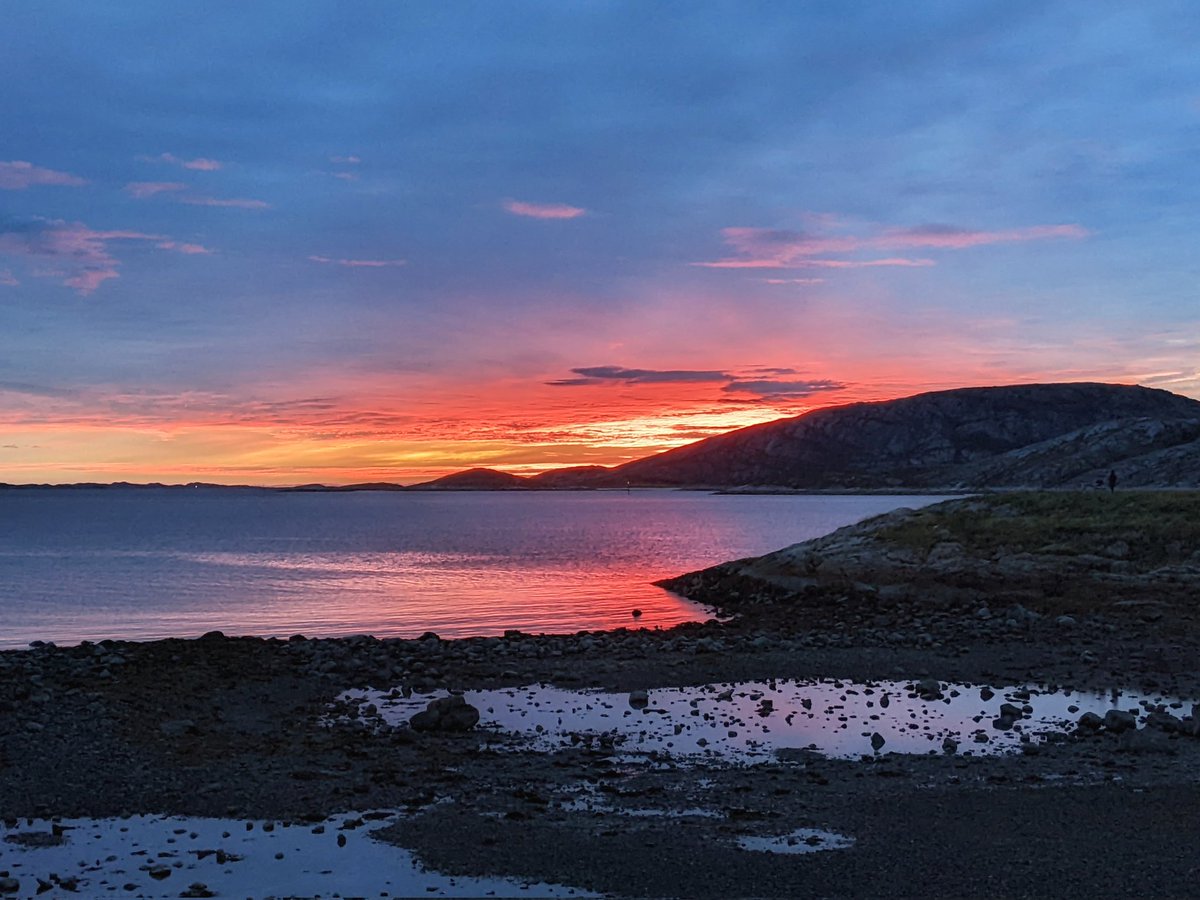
877,491 -> 1200,569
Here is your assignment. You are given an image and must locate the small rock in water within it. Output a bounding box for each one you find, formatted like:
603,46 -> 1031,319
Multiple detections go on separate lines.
870,732 -> 886,751
628,689 -> 650,709
409,694 -> 481,732
631,608 -> 643,618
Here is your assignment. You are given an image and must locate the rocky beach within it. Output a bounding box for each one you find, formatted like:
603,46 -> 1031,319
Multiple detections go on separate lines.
3,492 -> 1200,897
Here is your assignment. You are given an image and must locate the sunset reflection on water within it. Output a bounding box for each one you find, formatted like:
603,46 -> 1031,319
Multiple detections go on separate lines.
0,490 -> 955,647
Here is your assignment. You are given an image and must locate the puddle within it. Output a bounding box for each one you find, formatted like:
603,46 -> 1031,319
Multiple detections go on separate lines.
0,812 -> 593,898
736,828 -> 855,854
345,679 -> 1197,762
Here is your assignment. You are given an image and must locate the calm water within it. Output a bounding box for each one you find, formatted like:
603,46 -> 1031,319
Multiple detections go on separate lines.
0,489 -> 953,648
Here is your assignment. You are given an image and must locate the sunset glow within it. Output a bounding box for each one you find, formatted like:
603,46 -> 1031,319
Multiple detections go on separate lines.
2,4 -> 1198,485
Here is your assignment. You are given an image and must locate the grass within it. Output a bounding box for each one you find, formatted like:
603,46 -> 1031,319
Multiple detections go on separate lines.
875,491 -> 1200,568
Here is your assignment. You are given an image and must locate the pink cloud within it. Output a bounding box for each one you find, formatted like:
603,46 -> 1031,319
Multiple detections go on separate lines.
881,223 -> 1089,248
308,255 -> 406,268
760,277 -> 826,284
695,220 -> 1088,269
0,218 -> 210,294
504,199 -> 587,220
156,241 -> 213,255
124,181 -> 187,198
140,152 -> 223,171
0,268 -> 18,286
0,161 -> 87,190
179,196 -> 270,210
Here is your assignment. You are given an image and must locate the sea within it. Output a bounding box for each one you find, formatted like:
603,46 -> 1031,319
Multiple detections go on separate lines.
0,489 -> 955,649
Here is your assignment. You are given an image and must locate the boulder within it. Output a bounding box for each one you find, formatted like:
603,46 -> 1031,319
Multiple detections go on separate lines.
1103,709 -> 1138,733
409,694 -> 480,732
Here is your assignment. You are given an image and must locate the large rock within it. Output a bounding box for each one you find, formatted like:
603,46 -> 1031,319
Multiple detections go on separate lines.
409,694 -> 481,732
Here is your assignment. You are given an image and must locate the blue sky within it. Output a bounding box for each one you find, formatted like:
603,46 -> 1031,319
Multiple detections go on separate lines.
1,2 -> 1197,482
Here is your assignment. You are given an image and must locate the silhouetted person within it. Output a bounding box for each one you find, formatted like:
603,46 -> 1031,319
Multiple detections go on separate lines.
1107,469 -> 1118,493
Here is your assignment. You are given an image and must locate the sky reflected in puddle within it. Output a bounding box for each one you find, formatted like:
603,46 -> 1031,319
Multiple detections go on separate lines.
737,828 -> 855,854
348,679 -> 1197,762
0,812 -> 592,898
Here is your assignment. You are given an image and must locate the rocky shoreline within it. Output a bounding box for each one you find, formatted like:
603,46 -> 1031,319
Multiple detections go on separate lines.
4,492 -> 1200,897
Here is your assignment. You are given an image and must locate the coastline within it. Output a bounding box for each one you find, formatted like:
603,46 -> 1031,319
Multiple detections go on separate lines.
4,491 -> 1200,897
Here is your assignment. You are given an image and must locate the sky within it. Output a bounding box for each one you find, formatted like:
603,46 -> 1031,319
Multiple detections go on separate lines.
2,1 -> 1198,484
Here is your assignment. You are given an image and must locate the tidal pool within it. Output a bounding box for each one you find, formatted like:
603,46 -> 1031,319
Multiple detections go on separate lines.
345,679 -> 1197,762
0,812 -> 593,898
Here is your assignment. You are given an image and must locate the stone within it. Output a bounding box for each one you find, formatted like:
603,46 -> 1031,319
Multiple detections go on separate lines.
1055,615 -> 1077,628
0,877 -> 18,895
409,694 -> 480,732
870,732 -> 886,751
628,689 -> 650,709
999,703 -> 1024,720
147,864 -> 172,880
1103,709 -> 1138,733
1077,711 -> 1104,730
1145,711 -> 1184,733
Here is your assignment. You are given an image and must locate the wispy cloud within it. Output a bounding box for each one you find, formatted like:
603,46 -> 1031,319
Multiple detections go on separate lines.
156,240 -> 213,255
0,217 -> 209,294
760,277 -> 825,284
722,378 -> 845,398
139,152 -> 223,171
881,223 -> 1089,249
308,255 -> 406,268
695,221 -> 1088,269
0,268 -> 17,286
126,180 -> 269,210
329,155 -> 361,164
504,199 -> 586,220
0,161 -> 87,190
179,196 -> 270,210
124,181 -> 187,198
547,365 -> 729,386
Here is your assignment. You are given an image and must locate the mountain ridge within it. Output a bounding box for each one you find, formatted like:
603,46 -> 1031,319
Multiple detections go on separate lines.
407,382 -> 1200,490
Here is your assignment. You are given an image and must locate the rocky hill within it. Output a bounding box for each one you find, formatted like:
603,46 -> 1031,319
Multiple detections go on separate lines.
407,467 -> 531,490
610,383 -> 1200,489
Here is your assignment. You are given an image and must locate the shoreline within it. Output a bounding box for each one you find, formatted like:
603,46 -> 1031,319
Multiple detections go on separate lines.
5,491 -> 1200,897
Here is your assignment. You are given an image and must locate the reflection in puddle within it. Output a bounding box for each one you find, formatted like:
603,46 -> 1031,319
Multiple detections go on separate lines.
347,679 -> 1197,762
737,828 -> 855,854
0,813 -> 592,898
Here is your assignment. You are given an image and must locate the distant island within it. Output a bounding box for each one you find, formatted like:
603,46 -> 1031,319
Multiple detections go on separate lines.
5,382 -> 1200,492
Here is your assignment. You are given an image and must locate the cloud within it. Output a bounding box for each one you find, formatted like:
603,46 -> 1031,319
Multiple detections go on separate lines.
881,224 -> 1089,249
722,378 -> 846,398
126,181 -> 270,210
0,217 -> 208,294
331,171 -> 358,181
760,277 -> 825,284
330,155 -> 361,164
156,240 -> 213,255
695,221 -> 1087,269
504,199 -> 586,220
547,365 -> 730,386
139,152 -> 223,171
308,255 -> 406,268
0,268 -> 17,286
0,161 -> 87,190
124,181 -> 187,198
179,196 -> 270,210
